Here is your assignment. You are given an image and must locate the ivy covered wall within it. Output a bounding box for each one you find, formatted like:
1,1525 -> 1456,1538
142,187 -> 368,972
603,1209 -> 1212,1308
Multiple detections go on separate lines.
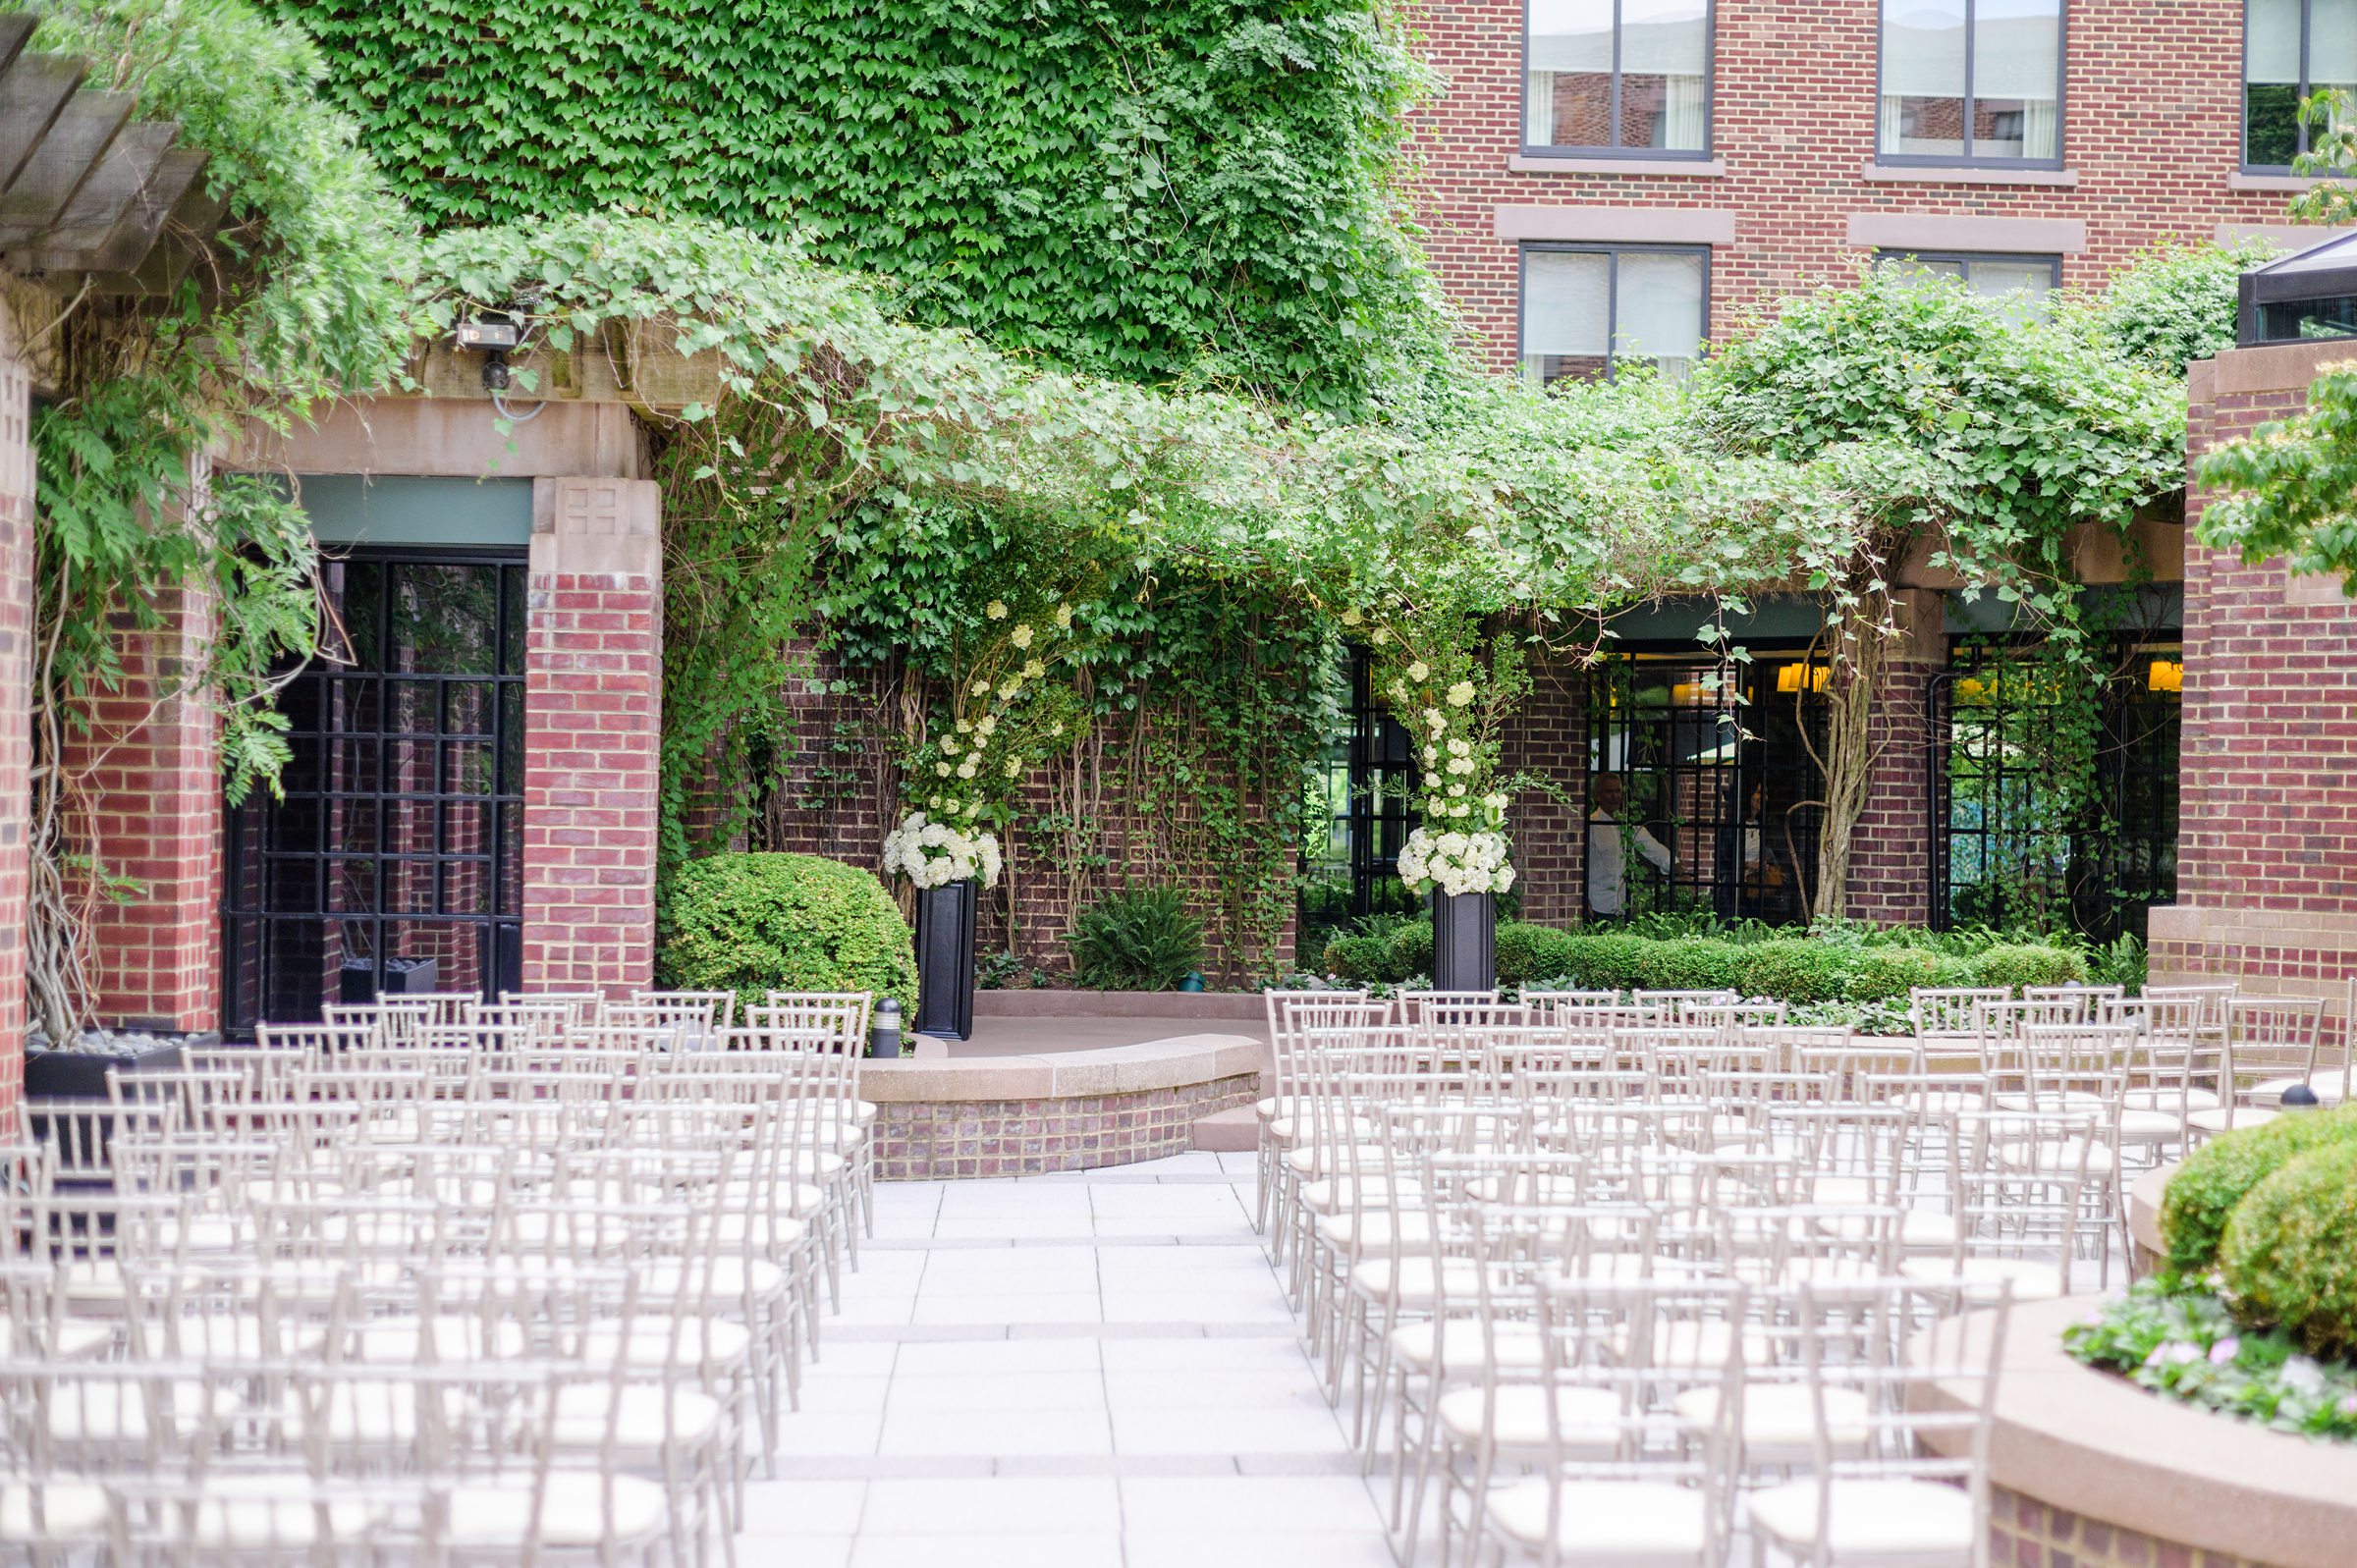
274,0 -> 1447,413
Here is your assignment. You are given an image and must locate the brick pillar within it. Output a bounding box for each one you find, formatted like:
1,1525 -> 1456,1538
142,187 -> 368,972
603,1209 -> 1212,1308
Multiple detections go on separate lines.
69,585 -> 224,1032
0,310 -> 32,1105
2151,341 -> 2357,1048
1504,649 -> 1589,925
1843,590 -> 1942,927
521,477 -> 663,999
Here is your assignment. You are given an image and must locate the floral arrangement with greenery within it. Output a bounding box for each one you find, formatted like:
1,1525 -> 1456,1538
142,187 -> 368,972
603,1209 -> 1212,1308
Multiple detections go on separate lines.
2066,1275 -> 2357,1442
1374,616 -> 1530,898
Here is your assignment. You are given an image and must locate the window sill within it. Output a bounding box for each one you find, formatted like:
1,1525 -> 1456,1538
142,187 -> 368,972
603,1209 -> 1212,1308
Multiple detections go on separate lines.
1862,162 -> 2077,187
2228,171 -> 2336,191
1508,154 -> 1726,177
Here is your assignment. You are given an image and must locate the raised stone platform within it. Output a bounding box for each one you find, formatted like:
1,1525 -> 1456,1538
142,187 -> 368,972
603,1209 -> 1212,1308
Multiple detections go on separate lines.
862,1033 -> 1263,1179
1919,1295 -> 2357,1568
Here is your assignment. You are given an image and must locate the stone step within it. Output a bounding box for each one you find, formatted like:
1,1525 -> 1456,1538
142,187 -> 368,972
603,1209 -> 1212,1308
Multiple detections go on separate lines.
1189,1105 -> 1257,1153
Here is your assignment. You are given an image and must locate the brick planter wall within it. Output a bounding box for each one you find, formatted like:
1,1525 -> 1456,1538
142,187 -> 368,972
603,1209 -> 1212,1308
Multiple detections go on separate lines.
1989,1485 -> 2275,1568
871,1072 -> 1259,1180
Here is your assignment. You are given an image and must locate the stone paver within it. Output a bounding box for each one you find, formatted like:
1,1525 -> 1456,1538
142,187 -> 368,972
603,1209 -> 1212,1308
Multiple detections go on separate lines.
740,1152 -> 1397,1568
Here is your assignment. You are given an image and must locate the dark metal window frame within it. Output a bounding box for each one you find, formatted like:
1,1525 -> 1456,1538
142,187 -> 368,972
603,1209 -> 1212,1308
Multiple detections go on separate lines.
1873,249 -> 2063,293
1519,0 -> 1719,159
1583,645 -> 1827,926
1927,636 -> 2182,941
1874,0 -> 2069,169
1517,242 -> 1713,384
2243,0 -> 2338,171
1297,644 -> 1420,940
221,545 -> 529,1034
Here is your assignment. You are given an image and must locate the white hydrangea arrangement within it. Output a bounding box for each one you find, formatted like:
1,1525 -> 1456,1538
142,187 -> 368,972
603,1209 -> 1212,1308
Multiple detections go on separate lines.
883,811 -> 1004,890
1370,616 -> 1529,898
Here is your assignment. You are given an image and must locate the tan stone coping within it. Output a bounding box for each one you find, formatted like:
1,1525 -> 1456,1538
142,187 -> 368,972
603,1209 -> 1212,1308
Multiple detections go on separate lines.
859,1034 -> 1263,1104
2129,1162 -> 2170,1261
1918,1296 -> 2357,1568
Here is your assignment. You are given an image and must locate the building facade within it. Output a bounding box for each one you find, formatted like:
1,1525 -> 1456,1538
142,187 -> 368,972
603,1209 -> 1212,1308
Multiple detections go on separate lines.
1404,0 -> 2342,380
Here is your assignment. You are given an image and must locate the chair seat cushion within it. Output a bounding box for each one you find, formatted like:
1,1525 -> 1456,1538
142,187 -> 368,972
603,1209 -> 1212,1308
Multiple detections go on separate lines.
1746,1478 -> 1975,1555
2123,1087 -> 2219,1112
1672,1383 -> 1871,1451
1485,1478 -> 1709,1557
2116,1108 -> 2184,1140
2189,1106 -> 2279,1135
551,1385 -> 725,1447
1390,1319 -> 1544,1373
1349,1256 -> 1480,1308
1437,1384 -> 1622,1449
0,1481 -> 106,1541
1317,1211 -> 1433,1251
2251,1071 -> 2348,1107
1899,1256 -> 2064,1303
448,1474 -> 668,1546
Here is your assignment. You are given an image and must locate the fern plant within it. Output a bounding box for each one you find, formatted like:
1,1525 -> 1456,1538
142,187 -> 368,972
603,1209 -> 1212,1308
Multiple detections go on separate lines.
1068,886 -> 1205,992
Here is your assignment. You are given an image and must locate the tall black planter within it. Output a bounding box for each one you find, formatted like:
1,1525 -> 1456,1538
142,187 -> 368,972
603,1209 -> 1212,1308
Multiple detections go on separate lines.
913,879 -> 978,1040
1430,891 -> 1497,994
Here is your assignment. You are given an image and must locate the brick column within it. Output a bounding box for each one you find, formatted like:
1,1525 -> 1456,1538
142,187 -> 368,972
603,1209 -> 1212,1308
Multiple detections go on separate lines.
1504,650 -> 1590,925
2151,342 -> 2357,1049
71,585 -> 224,1032
521,477 -> 663,999
1843,590 -> 1942,927
0,308 -> 33,1105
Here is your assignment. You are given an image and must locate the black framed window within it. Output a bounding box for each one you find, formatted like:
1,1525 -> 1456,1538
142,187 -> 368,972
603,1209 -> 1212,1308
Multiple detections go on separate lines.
1931,639 -> 2181,941
2245,0 -> 2357,170
1297,646 -> 1419,963
1524,0 -> 1713,155
1876,250 -> 2062,320
1878,0 -> 2063,165
1584,653 -> 1825,925
1520,243 -> 1708,386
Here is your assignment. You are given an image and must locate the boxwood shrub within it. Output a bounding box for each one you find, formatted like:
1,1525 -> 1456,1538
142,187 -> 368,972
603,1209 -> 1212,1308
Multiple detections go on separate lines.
659,851 -> 918,1021
1967,943 -> 2089,991
2219,1138 -> 2357,1356
2161,1106 -> 2357,1272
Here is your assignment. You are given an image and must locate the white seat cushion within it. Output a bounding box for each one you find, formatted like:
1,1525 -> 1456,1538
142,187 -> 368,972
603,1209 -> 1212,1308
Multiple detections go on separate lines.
447,1474 -> 667,1546
2251,1070 -> 2348,1107
2123,1086 -> 2219,1112
1349,1256 -> 1480,1308
2115,1108 -> 2183,1141
552,1384 -> 724,1447
1317,1211 -> 1433,1251
175,1479 -> 377,1547
584,1318 -> 754,1368
0,1481 -> 106,1541
1391,1320 -> 1544,1373
1485,1479 -> 1709,1559
2189,1106 -> 2279,1135
47,1379 -> 232,1443
1287,1142 -> 1386,1177
1437,1384 -> 1622,1450
642,1256 -> 786,1302
1899,1256 -> 2064,1303
1994,1138 -> 2114,1174
0,1318 -> 113,1360
1607,1320 -> 1775,1368
1746,1477 -> 1975,1555
1672,1383 -> 1871,1451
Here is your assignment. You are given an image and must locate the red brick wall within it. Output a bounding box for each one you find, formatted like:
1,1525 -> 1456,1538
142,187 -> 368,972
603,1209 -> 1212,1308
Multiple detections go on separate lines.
68,587 -> 224,1033
1846,657 -> 1936,925
521,479 -> 663,999
1505,646 -> 1592,924
1406,0 -> 2305,371
2152,341 -> 2357,1038
0,324 -> 30,1105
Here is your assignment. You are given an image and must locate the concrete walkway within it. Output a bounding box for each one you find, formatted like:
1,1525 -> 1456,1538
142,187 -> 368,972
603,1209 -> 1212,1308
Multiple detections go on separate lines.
739,1152 -> 1396,1568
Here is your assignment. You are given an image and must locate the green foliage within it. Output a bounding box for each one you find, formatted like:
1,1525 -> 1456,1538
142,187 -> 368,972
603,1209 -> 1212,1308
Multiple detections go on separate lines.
2160,1108 -> 2357,1273
1386,919 -> 1435,980
2196,363 -> 2357,594
1965,943 -> 2089,990
2086,932 -> 2150,993
2054,241 -> 2273,377
2220,1141 -> 2357,1356
1637,938 -> 1745,993
279,0 -> 1448,415
2065,1277 -> 2357,1441
1319,934 -> 1398,985
26,0 -> 412,1036
1727,941 -> 1848,1004
1066,885 -> 1206,991
658,851 -> 918,1019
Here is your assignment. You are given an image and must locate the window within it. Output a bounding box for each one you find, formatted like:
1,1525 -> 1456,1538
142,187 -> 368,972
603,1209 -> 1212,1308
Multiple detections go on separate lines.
1519,245 -> 1708,385
1524,0 -> 1712,154
1297,645 -> 1418,966
1878,0 -> 2063,164
1876,250 -> 2062,320
2245,0 -> 2357,170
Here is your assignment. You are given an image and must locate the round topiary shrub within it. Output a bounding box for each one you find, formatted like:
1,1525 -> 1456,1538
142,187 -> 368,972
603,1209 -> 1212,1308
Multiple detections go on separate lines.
2160,1106 -> 2357,1273
2218,1139 -> 2357,1356
659,852 -> 918,1021
1386,920 -> 1435,980
1319,935 -> 1393,984
1496,922 -> 1576,986
1966,943 -> 2088,991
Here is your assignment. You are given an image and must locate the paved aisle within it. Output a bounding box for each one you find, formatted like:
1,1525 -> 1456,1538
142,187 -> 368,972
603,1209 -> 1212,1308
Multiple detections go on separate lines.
738,1152 -> 1398,1568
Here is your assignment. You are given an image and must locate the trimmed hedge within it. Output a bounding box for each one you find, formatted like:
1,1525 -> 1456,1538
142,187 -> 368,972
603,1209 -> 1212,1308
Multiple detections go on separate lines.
1329,920 -> 2078,1005
2160,1106 -> 2357,1273
659,852 -> 918,1020
2219,1139 -> 2357,1356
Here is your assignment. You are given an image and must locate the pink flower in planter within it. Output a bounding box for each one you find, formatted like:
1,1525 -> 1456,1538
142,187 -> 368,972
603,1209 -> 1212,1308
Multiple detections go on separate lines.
2209,1337 -> 2241,1364
2147,1341 -> 2203,1367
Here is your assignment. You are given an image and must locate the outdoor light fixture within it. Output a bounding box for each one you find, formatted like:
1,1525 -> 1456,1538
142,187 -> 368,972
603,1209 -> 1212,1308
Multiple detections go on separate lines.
1776,664 -> 1830,694
2148,659 -> 2183,694
455,313 -> 521,393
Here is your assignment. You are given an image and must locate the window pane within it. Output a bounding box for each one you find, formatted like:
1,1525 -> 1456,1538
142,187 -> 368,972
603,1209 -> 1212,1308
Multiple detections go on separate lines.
1618,0 -> 1710,150
1614,251 -> 1707,378
1972,0 -> 2060,158
1528,0 -> 1616,147
2248,0 -> 2305,165
2314,0 -> 2357,114
1522,250 -> 1612,385
1882,0 -> 1968,156
1964,258 -> 2057,321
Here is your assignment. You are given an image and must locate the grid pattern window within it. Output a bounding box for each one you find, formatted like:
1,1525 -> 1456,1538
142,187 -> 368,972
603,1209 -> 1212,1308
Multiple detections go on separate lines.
1932,641 -> 2181,941
1297,646 -> 1419,965
1520,244 -> 1708,386
1524,0 -> 1713,154
1585,654 -> 1825,925
2246,0 -> 2357,170
1877,250 -> 2062,320
222,552 -> 527,1032
1879,0 -> 2064,164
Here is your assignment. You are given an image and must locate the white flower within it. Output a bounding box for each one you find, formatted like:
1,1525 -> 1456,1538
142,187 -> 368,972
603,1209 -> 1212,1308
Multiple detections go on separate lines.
1341,607 -> 1363,626
1407,660 -> 1430,682
1447,738 -> 1469,756
1423,772 -> 1442,790
999,677 -> 1020,698
1011,623 -> 1035,649
1370,627 -> 1391,645
1424,709 -> 1446,733
970,677 -> 991,695
884,811 -> 1003,889
1447,757 -> 1473,776
975,715 -> 997,737
1053,602 -> 1073,629
1446,681 -> 1475,707
1004,759 -> 1020,778
934,762 -> 953,778
985,600 -> 1009,620
941,735 -> 961,755
1022,658 -> 1045,678
1393,826 -> 1514,896
1392,681 -> 1412,705
956,760 -> 977,780
1482,791 -> 1507,812
956,719 -> 972,734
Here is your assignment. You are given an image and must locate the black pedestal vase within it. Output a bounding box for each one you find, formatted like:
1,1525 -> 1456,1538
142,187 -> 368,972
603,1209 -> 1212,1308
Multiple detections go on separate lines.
1430,891 -> 1497,994
913,879 -> 978,1041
